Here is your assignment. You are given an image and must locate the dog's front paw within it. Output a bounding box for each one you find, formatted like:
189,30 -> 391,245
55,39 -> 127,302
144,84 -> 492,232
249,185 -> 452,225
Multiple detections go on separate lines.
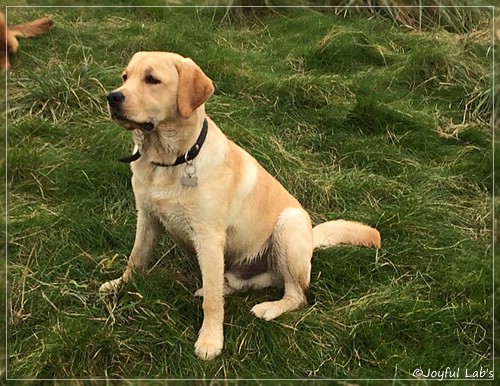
251,301 -> 284,321
194,331 -> 223,360
194,287 -> 204,297
99,277 -> 124,294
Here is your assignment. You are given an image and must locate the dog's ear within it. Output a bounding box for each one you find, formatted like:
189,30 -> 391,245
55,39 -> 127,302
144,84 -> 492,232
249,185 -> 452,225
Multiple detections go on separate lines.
175,58 -> 214,118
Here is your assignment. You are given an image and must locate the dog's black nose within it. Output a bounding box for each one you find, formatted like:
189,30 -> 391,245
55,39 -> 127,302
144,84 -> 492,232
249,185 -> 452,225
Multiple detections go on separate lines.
107,91 -> 125,106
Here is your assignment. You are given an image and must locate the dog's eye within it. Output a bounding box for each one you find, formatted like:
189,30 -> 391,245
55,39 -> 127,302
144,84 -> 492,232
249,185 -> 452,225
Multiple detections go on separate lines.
122,74 -> 128,82
145,74 -> 161,85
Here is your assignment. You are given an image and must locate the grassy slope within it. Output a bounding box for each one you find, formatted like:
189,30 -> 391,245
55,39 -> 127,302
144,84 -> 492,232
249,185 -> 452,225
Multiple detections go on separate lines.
6,5 -> 492,380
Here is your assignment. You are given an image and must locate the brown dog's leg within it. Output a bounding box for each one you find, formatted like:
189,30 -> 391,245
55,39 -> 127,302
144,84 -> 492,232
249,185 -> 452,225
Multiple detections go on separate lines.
1,13 -> 53,71
9,17 -> 53,38
0,12 -> 12,70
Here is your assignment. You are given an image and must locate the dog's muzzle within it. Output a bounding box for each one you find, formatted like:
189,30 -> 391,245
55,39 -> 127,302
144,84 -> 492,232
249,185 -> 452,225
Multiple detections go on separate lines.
107,91 -> 154,131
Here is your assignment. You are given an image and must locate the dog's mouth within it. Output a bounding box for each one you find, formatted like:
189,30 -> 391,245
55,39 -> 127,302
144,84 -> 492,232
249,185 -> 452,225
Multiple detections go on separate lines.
110,111 -> 155,132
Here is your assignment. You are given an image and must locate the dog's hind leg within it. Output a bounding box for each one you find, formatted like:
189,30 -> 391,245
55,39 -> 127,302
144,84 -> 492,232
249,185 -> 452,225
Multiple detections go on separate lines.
194,270 -> 282,298
9,17 -> 53,39
251,207 -> 313,321
226,269 -> 282,293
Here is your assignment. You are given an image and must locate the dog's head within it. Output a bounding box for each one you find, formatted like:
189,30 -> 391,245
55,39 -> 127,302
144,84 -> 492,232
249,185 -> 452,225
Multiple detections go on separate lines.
107,51 -> 214,131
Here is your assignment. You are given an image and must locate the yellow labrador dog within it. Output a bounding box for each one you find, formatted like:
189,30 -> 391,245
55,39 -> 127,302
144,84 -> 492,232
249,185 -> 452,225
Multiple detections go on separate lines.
101,51 -> 381,360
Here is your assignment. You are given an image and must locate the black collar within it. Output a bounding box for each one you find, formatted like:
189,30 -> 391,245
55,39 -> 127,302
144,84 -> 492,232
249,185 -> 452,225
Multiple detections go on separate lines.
119,118 -> 209,167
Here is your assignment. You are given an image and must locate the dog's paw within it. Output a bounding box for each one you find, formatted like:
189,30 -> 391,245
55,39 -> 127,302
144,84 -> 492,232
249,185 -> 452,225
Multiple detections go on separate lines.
251,301 -> 284,321
9,38 -> 19,54
41,18 -> 54,29
194,288 -> 204,297
194,334 -> 223,360
194,284 -> 236,298
99,278 -> 124,294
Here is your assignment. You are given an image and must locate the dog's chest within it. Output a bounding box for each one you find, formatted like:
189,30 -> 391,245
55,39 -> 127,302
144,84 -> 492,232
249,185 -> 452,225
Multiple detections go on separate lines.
133,167 -> 197,243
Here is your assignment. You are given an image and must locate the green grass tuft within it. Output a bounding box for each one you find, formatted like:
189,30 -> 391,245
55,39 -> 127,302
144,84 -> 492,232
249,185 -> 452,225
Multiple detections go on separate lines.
308,29 -> 392,73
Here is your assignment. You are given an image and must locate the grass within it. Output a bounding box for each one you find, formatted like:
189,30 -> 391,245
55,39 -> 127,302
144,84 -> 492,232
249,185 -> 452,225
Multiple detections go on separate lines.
5,3 -> 494,382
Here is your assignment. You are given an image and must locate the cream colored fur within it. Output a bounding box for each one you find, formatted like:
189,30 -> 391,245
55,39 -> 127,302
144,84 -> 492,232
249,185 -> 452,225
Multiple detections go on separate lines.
101,51 -> 381,360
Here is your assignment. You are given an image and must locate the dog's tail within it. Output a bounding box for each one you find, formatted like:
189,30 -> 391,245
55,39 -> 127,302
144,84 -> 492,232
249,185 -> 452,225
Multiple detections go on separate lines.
9,17 -> 53,38
312,220 -> 381,250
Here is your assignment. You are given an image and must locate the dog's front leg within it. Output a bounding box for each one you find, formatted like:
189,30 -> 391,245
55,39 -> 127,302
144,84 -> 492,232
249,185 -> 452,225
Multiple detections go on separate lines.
193,233 -> 225,360
100,209 -> 162,293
